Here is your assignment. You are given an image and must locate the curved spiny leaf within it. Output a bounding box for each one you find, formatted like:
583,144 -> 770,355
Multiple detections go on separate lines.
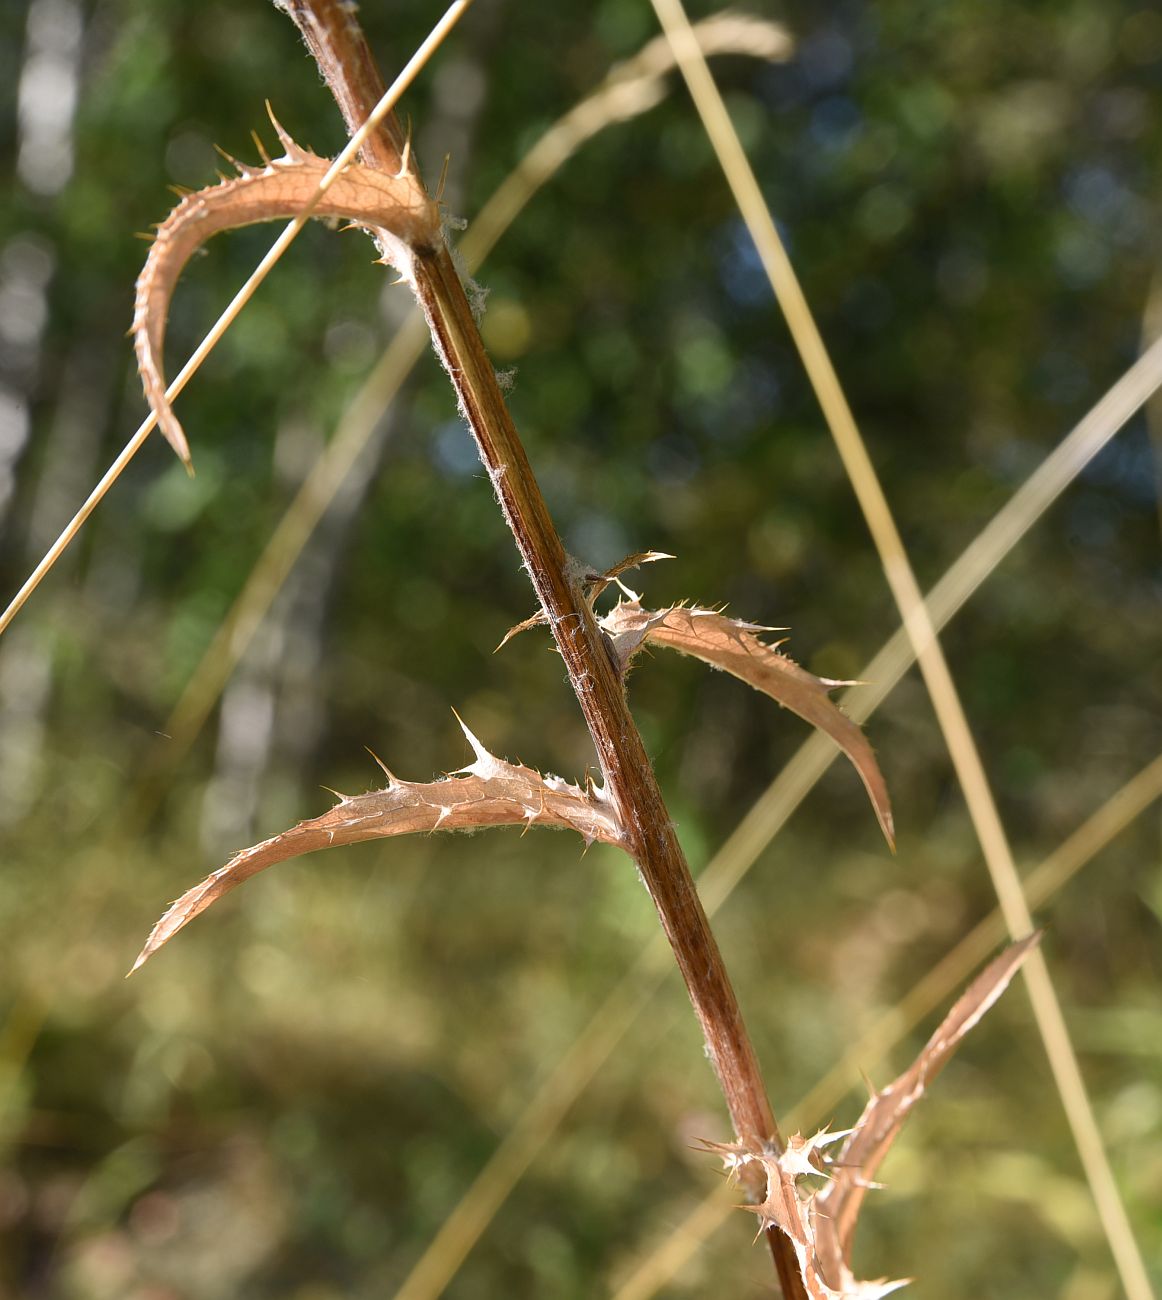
812,931 -> 1042,1278
700,934 -> 1040,1297
133,107 -> 440,467
131,721 -> 622,972
601,598 -> 894,847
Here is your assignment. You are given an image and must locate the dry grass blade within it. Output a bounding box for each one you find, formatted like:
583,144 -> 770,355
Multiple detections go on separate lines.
0,0 -> 473,635
159,314 -> 430,779
694,320 -> 1162,915
790,748 -> 1162,1130
392,962 -> 665,1300
610,1181 -> 738,1300
602,599 -> 893,846
648,0 -> 1155,1293
0,423 -> 155,640
1144,274 -> 1162,540
458,13 -> 790,272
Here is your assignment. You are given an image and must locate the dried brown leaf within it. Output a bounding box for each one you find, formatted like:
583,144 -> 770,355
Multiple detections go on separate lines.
497,551 -> 673,649
699,1129 -> 907,1299
131,718 -> 622,973
579,549 -> 674,603
133,107 -> 440,467
812,931 -> 1042,1281
600,599 -> 894,847
699,935 -> 1040,1297
495,609 -> 548,652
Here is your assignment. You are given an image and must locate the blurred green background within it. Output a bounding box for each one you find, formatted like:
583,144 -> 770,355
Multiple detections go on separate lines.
1,0 -> 1160,1296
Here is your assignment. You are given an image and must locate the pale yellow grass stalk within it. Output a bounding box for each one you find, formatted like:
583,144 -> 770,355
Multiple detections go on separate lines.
611,1180 -> 740,1300
648,0 -> 1154,1294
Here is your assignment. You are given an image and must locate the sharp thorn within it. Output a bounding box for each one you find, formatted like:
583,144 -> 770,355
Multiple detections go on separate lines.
364,745 -> 398,785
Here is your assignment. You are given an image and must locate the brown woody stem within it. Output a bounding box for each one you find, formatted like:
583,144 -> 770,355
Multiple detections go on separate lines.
279,3 -> 804,1294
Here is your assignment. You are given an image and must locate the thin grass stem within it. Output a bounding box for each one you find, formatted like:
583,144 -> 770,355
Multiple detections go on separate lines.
610,1180 -> 739,1300
0,0 -> 474,640
648,0 -> 1154,1293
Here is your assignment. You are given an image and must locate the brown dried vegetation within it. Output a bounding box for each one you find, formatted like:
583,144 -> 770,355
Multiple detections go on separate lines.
124,4 -> 1039,1295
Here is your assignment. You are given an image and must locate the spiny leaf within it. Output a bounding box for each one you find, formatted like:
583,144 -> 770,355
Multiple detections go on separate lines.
496,550 -> 674,650
133,105 -> 440,468
130,718 -> 623,973
812,931 -> 1042,1280
496,608 -> 548,652
600,598 -> 894,847
700,934 -> 1040,1297
577,548 -> 674,603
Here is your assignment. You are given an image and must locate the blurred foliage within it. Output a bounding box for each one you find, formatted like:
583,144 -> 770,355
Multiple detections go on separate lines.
1,0 -> 1160,1296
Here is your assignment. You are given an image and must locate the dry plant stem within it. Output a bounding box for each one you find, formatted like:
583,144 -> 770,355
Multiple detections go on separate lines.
275,0 -> 411,173
281,2 -> 801,1293
414,198 -> 808,1300
379,351 -> 1162,1300
415,252 -> 776,1148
